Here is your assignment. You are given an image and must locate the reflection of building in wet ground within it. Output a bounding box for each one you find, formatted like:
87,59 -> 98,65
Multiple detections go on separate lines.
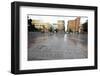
28,32 -> 88,60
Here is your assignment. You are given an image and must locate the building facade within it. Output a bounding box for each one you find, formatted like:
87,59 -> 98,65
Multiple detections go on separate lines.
31,20 -> 50,32
57,20 -> 65,31
67,17 -> 80,33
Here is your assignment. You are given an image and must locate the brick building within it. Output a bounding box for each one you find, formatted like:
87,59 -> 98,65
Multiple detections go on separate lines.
67,17 -> 80,33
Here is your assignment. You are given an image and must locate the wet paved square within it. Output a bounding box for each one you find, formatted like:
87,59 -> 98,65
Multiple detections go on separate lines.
28,32 -> 88,60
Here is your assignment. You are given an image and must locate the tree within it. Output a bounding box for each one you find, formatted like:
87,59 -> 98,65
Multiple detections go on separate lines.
49,26 -> 53,32
28,19 -> 37,32
28,19 -> 32,26
82,20 -> 88,33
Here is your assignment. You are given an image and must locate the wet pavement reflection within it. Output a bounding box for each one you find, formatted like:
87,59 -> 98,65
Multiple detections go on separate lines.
28,32 -> 88,60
